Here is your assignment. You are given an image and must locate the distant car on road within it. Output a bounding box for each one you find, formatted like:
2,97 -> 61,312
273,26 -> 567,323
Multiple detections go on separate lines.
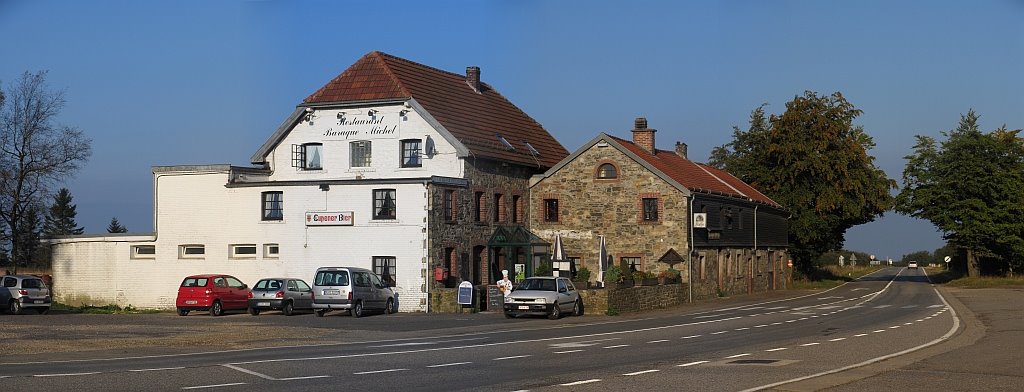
1,275 -> 51,315
504,276 -> 583,320
175,274 -> 249,316
247,278 -> 313,316
908,261 -> 919,269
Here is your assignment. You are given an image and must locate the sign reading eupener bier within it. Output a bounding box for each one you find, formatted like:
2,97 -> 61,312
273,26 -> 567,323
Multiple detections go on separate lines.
305,211 -> 354,226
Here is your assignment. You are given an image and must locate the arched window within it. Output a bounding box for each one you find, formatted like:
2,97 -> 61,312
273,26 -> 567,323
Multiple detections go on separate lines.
597,163 -> 618,179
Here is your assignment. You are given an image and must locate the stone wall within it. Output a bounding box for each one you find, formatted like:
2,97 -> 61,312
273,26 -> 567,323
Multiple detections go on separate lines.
530,141 -> 689,278
579,283 -> 687,315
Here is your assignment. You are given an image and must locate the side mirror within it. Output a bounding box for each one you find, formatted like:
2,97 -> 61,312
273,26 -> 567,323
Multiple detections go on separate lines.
559,287 -> 567,293
241,284 -> 248,289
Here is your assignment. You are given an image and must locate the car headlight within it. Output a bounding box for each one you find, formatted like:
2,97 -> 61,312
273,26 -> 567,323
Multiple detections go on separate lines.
535,298 -> 546,304
505,296 -> 514,303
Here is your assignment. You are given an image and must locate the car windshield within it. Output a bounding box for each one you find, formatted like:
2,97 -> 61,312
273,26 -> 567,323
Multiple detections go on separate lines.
315,271 -> 350,286
22,279 -> 44,289
181,278 -> 208,287
518,278 -> 557,291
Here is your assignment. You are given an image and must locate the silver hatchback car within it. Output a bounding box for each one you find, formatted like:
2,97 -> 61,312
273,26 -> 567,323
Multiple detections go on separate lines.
247,278 -> 313,316
504,276 -> 583,319
1,275 -> 51,315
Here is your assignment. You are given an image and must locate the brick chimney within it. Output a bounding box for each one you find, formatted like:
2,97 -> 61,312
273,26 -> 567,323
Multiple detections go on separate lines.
466,66 -> 481,93
675,141 -> 688,159
632,117 -> 657,155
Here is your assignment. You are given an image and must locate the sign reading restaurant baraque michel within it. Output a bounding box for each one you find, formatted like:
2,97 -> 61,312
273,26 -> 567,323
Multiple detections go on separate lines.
320,114 -> 401,140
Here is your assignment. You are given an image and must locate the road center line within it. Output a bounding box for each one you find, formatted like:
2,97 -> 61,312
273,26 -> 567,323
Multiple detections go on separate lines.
554,350 -> 584,354
561,379 -> 601,386
34,372 -> 100,377
725,353 -> 751,359
765,348 -> 787,352
624,369 -> 660,376
353,369 -> 407,375
800,343 -> 820,347
603,344 -> 630,349
493,355 -> 531,361
427,362 -> 471,368
130,367 -> 185,372
182,383 -> 247,390
678,360 -> 709,367
647,340 -> 670,344
828,338 -> 847,342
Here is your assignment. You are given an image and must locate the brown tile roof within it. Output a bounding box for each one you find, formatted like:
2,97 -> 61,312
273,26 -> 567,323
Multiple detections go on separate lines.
304,51 -> 568,168
608,135 -> 781,208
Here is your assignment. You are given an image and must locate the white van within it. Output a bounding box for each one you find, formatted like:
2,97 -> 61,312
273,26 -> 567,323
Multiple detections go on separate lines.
311,267 -> 397,317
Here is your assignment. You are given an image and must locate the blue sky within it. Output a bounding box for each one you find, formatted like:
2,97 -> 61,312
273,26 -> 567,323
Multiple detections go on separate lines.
1,1 -> 1021,260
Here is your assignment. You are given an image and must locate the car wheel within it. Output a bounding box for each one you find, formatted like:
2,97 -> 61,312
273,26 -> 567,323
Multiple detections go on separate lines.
573,299 -> 584,316
209,301 -> 223,317
9,300 -> 23,315
248,307 -> 260,316
352,301 -> 364,318
384,299 -> 394,315
283,301 -> 294,316
315,309 -> 326,317
548,302 -> 561,320
36,307 -> 49,315
177,308 -> 189,316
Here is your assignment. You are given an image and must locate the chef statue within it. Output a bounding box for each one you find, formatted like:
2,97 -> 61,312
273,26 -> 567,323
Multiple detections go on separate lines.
497,269 -> 513,299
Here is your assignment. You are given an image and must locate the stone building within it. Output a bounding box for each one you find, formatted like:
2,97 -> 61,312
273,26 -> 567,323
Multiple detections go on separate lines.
48,51 -> 567,311
529,118 -> 789,299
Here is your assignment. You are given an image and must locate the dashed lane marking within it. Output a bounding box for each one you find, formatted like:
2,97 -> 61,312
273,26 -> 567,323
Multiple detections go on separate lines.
561,379 -> 601,386
725,353 -> 751,359
765,348 -> 787,352
678,361 -> 709,367
426,362 -> 471,368
130,367 -> 185,372
554,350 -> 584,354
353,369 -> 408,375
624,369 -> 661,376
182,383 -> 247,390
493,355 -> 531,361
828,338 -> 847,342
800,343 -> 820,347
34,372 -> 100,377
604,344 -> 630,349
647,340 -> 670,344
681,335 -> 702,339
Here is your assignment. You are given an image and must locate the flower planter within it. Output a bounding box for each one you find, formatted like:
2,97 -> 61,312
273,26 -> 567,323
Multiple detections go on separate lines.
640,278 -> 659,286
657,277 -> 678,285
572,280 -> 591,289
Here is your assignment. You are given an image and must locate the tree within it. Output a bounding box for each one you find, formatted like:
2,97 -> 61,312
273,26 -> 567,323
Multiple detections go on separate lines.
710,91 -> 896,275
43,187 -> 84,237
0,71 -> 92,267
107,217 -> 127,233
895,111 -> 1024,276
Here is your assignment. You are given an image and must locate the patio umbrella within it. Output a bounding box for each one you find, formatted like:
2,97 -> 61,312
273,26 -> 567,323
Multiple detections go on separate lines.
597,235 -> 608,286
552,234 -> 568,278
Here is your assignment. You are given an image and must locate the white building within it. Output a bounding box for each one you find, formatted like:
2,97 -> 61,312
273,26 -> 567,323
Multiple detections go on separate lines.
50,52 -> 567,311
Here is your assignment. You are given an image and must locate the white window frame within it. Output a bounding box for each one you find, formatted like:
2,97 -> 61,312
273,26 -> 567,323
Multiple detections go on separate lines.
230,244 -> 258,259
131,245 -> 156,259
178,244 -> 206,259
264,243 -> 280,258
350,140 -> 372,168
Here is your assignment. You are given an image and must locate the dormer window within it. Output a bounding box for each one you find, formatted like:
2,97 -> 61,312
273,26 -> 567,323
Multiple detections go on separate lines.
597,163 -> 618,179
292,143 -> 323,170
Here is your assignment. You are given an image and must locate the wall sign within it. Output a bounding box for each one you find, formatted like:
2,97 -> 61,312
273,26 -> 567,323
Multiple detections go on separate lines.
305,211 -> 354,226
321,115 -> 400,140
693,213 -> 707,229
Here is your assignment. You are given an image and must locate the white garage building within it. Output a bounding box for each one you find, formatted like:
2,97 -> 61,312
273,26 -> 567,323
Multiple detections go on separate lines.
49,51 -> 567,311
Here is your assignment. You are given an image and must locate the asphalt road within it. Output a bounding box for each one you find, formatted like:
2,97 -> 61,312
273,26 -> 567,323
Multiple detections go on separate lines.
1,267 -> 961,391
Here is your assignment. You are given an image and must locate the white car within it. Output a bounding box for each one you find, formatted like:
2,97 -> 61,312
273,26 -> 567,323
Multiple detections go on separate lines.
908,261 -> 918,269
503,276 -> 583,319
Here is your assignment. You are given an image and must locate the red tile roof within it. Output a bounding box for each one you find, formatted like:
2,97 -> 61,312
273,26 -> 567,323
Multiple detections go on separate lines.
305,51 -> 568,168
608,135 -> 781,207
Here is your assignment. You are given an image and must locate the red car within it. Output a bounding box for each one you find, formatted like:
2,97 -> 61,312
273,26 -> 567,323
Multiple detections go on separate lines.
175,274 -> 249,316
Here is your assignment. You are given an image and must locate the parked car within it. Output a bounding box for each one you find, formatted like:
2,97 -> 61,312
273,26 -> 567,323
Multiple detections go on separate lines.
503,276 -> 583,320
311,267 -> 396,317
247,277 -> 313,316
908,261 -> 919,269
1,275 -> 51,315
175,274 -> 249,316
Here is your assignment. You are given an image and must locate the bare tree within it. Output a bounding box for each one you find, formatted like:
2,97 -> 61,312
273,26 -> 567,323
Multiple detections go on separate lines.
0,71 -> 91,269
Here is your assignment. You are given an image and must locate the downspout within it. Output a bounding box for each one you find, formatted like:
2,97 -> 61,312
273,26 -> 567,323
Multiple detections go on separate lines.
688,195 -> 694,303
424,181 -> 431,314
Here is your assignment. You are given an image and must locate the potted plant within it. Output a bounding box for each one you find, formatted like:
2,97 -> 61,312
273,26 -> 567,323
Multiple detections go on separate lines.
638,271 -> 658,286
658,268 -> 680,285
604,265 -> 629,288
573,267 -> 592,289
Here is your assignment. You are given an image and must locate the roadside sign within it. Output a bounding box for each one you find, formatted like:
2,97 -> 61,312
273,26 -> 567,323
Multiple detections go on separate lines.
457,281 -> 473,305
944,256 -> 952,263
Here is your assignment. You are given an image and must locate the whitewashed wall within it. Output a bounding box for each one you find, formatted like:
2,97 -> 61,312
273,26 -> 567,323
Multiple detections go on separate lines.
48,104 -> 470,312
